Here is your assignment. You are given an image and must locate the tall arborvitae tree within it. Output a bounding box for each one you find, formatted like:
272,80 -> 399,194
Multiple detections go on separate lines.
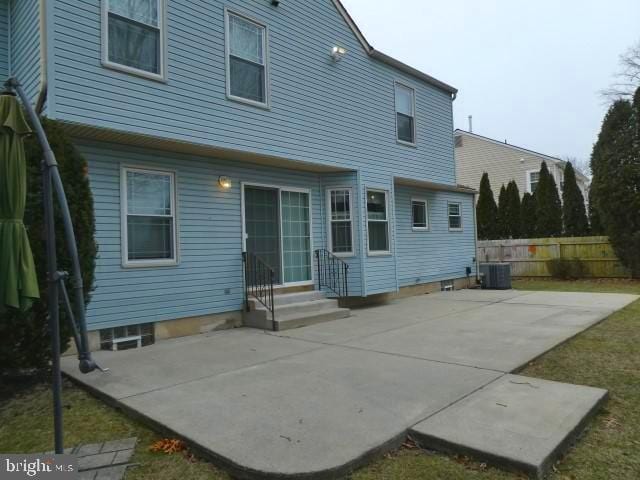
497,184 -> 508,238
561,162 -> 589,236
521,192 -> 537,238
534,161 -> 563,237
0,119 -> 97,370
588,188 -> 604,235
504,181 -> 521,238
476,172 -> 499,240
590,91 -> 640,276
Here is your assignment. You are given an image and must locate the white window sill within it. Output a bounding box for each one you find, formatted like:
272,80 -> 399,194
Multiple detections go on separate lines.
102,61 -> 167,83
122,259 -> 178,269
367,251 -> 392,257
448,228 -> 463,232
397,139 -> 417,148
226,93 -> 270,110
412,226 -> 429,232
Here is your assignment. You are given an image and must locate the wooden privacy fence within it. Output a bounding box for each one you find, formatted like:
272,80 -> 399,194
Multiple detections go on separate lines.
477,236 -> 630,278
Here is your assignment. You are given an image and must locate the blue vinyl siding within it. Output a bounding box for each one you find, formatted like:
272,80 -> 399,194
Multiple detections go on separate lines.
2,0 -> 478,328
0,0 -> 8,80
9,0 -> 40,104
394,185 -> 477,287
50,0 -> 455,185
79,140 -> 327,330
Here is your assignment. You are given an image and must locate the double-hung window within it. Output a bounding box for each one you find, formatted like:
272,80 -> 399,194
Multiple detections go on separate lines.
395,83 -> 416,145
527,170 -> 540,193
367,190 -> 390,254
328,189 -> 353,255
122,167 -> 177,266
448,202 -> 462,231
226,11 -> 268,106
411,198 -> 428,230
104,0 -> 165,79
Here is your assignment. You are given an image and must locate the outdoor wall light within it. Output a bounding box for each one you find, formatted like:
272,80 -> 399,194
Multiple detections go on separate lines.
331,46 -> 347,62
218,176 -> 232,189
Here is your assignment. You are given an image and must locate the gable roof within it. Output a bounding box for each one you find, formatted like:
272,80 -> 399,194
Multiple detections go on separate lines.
331,0 -> 458,96
454,129 -> 590,183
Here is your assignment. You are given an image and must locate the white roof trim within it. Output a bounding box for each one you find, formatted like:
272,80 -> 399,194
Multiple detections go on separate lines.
330,0 -> 457,95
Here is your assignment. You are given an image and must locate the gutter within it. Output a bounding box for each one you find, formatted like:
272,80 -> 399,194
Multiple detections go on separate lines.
369,49 -> 458,96
35,0 -> 47,114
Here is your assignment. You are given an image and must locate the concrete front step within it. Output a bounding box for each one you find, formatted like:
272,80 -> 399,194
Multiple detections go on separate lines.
274,307 -> 351,331
273,290 -> 327,306
252,298 -> 339,316
244,291 -> 350,331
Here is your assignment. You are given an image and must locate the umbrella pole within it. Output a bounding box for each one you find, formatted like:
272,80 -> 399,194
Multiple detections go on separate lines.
43,157 -> 64,454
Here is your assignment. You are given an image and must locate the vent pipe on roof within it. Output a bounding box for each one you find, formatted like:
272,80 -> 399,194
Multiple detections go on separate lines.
468,115 -> 473,133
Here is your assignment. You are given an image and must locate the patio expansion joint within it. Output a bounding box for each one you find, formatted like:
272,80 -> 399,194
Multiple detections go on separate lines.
266,333 -> 508,375
408,373 -> 507,430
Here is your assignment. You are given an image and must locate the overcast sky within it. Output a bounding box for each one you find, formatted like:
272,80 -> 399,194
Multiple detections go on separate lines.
341,0 -> 640,165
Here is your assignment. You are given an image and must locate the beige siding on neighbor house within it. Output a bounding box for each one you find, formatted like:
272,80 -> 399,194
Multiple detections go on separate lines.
455,132 -> 588,202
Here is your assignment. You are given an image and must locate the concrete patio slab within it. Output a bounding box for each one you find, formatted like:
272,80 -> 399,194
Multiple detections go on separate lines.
502,291 -> 639,310
343,302 -> 610,371
62,290 -> 637,479
275,295 -> 488,344
69,329 -> 319,399
410,374 -> 608,479
119,346 -> 500,478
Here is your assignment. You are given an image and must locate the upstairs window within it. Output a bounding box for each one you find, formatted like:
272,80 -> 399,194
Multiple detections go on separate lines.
395,83 -> 416,145
104,0 -> 165,79
367,190 -> 390,254
226,11 -> 269,107
328,189 -> 354,255
122,167 -> 177,267
448,202 -> 462,231
411,198 -> 428,230
527,171 -> 540,193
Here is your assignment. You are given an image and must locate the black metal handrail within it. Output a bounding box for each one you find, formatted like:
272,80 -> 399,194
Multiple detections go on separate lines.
315,249 -> 349,298
242,252 -> 276,326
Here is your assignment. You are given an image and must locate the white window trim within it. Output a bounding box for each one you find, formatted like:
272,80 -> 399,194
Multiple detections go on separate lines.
448,201 -> 463,232
224,8 -> 271,109
394,81 -> 417,147
366,189 -> 391,256
526,169 -> 539,194
101,0 -> 168,82
411,197 -> 429,231
326,188 -> 355,257
121,166 -> 179,268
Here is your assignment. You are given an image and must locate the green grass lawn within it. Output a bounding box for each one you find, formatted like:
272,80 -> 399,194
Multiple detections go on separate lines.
1,278 -> 639,479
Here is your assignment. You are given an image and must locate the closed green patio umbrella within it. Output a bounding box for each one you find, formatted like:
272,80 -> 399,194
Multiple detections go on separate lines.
0,92 -> 39,311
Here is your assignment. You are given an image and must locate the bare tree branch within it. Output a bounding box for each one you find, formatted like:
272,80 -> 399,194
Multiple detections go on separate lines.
601,40 -> 640,100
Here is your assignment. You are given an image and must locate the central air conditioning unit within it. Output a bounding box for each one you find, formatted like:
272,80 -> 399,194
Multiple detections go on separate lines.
479,263 -> 512,290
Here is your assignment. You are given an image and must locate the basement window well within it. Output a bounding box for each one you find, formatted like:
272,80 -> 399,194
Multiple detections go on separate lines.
100,323 -> 155,351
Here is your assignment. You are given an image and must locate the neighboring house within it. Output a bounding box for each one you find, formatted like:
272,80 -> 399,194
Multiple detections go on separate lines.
1,0 -> 477,347
454,130 -> 589,202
